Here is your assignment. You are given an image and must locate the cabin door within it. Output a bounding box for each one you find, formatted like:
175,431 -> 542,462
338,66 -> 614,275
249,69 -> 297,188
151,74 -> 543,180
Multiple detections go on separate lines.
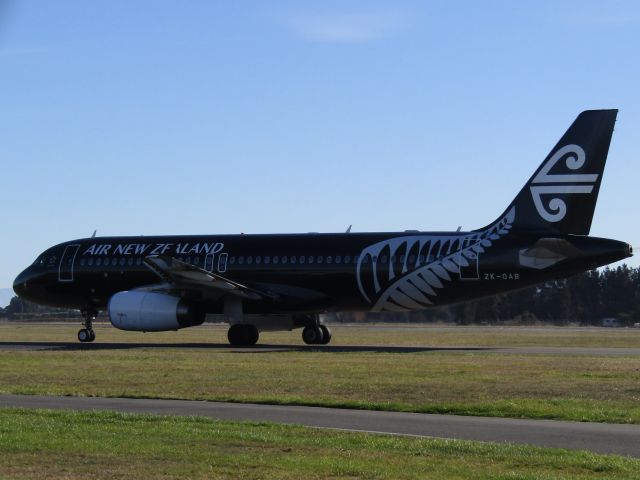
59,244 -> 80,282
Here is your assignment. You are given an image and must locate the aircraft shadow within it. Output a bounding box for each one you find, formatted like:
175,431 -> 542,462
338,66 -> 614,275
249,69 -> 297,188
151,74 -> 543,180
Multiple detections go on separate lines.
0,341 -> 493,354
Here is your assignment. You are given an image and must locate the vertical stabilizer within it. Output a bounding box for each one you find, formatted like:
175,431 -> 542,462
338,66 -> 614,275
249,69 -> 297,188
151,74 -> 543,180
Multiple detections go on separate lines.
483,109 -> 617,235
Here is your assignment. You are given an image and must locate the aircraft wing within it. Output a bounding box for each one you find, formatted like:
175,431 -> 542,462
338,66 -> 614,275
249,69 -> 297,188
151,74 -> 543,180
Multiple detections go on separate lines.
143,255 -> 270,301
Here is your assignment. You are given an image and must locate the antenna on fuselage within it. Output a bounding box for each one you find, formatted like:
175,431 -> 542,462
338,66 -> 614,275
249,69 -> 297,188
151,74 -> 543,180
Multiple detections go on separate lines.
346,225 -> 352,233
91,230 -> 97,238
456,226 -> 462,232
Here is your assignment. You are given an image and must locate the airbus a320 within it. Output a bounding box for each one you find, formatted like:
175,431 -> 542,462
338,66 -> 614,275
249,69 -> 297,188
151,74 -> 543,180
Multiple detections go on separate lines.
13,110 -> 632,345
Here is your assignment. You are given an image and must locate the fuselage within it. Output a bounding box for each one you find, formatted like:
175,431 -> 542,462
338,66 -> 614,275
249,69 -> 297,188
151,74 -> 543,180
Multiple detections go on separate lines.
13,229 -> 632,315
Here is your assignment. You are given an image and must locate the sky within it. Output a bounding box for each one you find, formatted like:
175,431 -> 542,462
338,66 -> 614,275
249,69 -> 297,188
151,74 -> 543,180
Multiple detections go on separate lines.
1,0 -> 639,289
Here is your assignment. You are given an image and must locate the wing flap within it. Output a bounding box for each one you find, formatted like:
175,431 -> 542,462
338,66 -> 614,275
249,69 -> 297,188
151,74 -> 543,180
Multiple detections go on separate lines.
143,255 -> 268,300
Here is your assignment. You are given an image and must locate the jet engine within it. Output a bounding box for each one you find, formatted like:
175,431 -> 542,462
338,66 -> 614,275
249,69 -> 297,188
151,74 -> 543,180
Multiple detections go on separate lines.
108,291 -> 205,332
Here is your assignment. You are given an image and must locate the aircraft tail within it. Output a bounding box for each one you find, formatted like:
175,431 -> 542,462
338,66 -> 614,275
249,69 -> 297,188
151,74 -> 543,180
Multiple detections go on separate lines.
483,109 -> 618,235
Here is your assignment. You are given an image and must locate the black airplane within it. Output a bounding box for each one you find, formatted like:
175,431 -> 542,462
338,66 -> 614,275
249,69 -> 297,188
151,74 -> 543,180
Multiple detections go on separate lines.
13,109 -> 632,345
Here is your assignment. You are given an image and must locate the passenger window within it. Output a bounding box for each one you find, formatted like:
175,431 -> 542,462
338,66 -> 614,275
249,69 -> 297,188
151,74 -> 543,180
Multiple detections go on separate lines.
193,257 -> 200,265
256,256 -> 262,264
230,256 -> 236,265
120,257 -> 126,266
299,256 -> 305,264
185,256 -> 191,264
317,256 -> 324,264
79,258 -> 86,266
247,256 -> 253,265
264,256 -> 271,264
238,256 -> 245,265
136,257 -> 142,266
281,256 -> 287,264
344,255 -> 351,264
308,256 -> 314,264
88,258 -> 94,266
291,256 -> 297,264
273,256 -> 279,264
96,258 -> 102,266
327,256 -> 333,264
335,256 -> 342,264
127,257 -> 134,266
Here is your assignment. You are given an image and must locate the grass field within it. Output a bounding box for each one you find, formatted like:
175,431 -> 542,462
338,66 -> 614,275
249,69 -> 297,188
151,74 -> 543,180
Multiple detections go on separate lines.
1,323 -> 640,423
2,321 -> 640,347
0,408 -> 638,480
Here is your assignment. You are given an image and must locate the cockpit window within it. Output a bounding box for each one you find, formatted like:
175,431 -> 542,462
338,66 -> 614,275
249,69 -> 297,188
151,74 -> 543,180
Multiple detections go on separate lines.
34,252 -> 58,266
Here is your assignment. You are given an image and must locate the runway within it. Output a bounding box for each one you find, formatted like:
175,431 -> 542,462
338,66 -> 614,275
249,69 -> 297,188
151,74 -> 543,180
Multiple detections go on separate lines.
1,394 -> 639,457
1,340 -> 640,356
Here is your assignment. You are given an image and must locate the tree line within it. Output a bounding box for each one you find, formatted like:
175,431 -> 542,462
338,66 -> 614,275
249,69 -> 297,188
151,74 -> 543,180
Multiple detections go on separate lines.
2,264 -> 640,325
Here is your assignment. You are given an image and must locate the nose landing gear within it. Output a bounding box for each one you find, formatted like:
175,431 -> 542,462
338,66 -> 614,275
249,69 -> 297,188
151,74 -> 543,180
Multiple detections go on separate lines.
78,309 -> 97,343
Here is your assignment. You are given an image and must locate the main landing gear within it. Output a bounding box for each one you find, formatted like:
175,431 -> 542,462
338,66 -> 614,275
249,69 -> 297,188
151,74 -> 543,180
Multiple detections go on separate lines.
301,315 -> 332,345
78,309 -> 96,343
227,324 -> 259,346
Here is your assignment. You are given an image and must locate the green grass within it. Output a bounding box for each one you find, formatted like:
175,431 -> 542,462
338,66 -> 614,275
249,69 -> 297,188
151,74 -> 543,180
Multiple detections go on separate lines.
2,347 -> 640,424
2,323 -> 640,424
0,408 -> 638,479
2,322 -> 640,347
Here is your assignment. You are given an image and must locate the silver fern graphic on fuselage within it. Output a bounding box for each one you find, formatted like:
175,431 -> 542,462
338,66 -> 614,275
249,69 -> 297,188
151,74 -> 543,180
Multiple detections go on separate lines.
356,207 -> 515,312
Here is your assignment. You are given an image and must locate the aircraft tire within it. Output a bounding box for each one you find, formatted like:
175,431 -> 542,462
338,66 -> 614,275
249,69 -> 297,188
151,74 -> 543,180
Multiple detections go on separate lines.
302,326 -> 324,345
228,324 -> 259,346
88,329 -> 96,342
77,329 -> 91,343
319,325 -> 332,344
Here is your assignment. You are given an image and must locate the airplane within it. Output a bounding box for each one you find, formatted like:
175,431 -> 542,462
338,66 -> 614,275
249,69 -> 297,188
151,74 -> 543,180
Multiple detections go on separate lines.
13,109 -> 632,345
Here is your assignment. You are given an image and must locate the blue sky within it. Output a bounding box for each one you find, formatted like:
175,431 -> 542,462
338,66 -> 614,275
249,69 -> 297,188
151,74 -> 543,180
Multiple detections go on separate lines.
1,0 -> 639,289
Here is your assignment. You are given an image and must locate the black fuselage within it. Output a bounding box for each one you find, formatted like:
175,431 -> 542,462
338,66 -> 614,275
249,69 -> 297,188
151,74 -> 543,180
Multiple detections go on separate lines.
13,229 -> 632,315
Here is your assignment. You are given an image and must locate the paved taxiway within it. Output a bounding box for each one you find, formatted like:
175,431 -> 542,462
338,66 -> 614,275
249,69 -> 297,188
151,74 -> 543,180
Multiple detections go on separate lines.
1,340 -> 640,356
1,394 -> 639,457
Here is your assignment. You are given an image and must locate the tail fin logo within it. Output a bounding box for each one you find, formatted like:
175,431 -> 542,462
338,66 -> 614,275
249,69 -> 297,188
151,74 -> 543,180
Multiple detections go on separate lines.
530,144 -> 598,222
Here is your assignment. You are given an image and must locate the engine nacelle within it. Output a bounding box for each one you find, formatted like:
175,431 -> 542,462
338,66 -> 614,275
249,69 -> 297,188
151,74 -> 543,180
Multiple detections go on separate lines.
108,291 -> 205,332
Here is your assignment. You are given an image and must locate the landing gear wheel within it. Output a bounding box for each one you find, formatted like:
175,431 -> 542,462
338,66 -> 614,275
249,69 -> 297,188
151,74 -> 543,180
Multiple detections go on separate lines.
227,324 -> 259,346
319,325 -> 332,345
79,308 -> 97,343
302,326 -> 324,345
78,328 -> 91,343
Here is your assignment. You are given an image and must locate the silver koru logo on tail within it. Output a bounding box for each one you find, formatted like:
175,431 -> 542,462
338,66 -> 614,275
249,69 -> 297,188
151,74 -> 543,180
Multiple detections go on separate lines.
530,144 -> 598,222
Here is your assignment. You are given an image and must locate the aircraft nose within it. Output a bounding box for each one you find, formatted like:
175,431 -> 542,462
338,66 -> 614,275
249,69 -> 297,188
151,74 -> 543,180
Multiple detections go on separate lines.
13,268 -> 30,298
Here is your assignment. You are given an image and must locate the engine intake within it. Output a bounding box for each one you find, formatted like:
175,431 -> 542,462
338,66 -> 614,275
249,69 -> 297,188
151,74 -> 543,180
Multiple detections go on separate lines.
108,291 -> 204,332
